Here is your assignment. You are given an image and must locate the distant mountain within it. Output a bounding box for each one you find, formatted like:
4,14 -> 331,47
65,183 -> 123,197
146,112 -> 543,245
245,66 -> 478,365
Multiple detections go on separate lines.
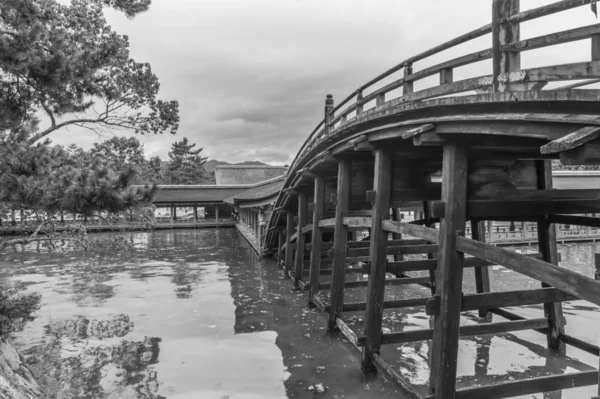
204,159 -> 267,172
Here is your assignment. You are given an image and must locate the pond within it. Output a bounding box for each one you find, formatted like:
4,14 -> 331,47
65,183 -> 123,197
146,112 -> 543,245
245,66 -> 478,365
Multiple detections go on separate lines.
1,229 -> 401,399
1,229 -> 599,398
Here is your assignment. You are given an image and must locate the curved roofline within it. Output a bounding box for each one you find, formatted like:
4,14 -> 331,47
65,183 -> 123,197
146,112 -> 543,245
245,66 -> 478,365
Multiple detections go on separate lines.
215,165 -> 288,169
145,175 -> 286,191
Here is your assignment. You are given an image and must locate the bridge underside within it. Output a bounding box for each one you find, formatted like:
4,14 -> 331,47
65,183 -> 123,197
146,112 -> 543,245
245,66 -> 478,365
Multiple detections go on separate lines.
268,93 -> 600,398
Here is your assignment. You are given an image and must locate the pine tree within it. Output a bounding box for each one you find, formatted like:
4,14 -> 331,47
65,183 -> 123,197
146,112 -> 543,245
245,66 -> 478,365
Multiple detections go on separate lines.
166,138 -> 210,184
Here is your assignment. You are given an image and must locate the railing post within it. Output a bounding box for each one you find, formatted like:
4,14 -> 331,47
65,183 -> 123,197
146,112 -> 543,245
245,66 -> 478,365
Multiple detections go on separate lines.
309,174 -> 326,305
362,147 -> 392,371
328,157 -> 351,330
356,90 -> 364,116
472,220 -> 491,318
493,0 -> 520,92
536,160 -> 566,350
430,143 -> 468,399
294,192 -> 308,286
403,63 -> 414,95
592,33 -> 600,61
324,94 -> 334,135
440,68 -> 453,85
375,93 -> 385,107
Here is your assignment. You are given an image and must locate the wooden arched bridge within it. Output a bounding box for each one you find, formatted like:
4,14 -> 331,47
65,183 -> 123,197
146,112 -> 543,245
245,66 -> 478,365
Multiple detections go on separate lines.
265,1 -> 600,398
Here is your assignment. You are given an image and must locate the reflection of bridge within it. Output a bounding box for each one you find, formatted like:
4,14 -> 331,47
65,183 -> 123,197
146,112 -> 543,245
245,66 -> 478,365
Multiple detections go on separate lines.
261,2 -> 600,398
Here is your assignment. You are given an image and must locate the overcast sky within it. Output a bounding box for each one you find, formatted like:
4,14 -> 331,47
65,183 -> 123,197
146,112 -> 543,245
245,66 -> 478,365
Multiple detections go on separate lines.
49,0 -> 599,165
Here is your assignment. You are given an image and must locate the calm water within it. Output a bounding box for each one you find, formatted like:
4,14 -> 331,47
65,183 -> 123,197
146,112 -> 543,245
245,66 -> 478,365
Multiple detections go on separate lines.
1,230 -> 599,398
0,229 -> 401,399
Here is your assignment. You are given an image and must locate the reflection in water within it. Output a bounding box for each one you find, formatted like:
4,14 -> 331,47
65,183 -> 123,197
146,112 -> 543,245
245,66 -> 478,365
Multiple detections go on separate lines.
2,229 -> 403,398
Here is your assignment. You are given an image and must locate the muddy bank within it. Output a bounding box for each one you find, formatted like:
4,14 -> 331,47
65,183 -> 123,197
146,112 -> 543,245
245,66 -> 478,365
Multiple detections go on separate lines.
0,340 -> 43,398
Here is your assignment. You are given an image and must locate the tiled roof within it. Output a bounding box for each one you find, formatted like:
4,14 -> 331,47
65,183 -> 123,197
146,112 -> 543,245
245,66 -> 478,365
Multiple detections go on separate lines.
223,176 -> 284,205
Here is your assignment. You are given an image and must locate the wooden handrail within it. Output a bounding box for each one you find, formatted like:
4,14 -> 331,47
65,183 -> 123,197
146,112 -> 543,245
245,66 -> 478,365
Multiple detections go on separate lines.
381,219 -> 439,243
455,235 -> 600,306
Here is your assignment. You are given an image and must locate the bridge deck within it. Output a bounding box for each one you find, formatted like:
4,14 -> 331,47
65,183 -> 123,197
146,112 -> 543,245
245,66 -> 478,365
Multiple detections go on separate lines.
267,1 -> 600,398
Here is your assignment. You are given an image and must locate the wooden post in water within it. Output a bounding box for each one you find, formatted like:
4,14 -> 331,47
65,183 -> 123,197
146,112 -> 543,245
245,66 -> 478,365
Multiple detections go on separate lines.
294,192 -> 308,286
309,175 -> 326,304
430,143 -> 468,399
328,158 -> 351,330
390,208 -> 405,277
536,160 -> 565,350
277,230 -> 284,268
285,211 -> 294,274
362,148 -> 392,370
472,220 -> 491,318
424,201 -> 437,294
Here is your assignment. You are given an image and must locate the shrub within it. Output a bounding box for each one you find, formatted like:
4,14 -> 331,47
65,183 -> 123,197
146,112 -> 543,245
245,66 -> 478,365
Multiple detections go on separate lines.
0,288 -> 41,339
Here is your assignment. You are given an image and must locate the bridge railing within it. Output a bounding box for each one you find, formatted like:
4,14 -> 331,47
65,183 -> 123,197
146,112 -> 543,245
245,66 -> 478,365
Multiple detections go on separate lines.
287,0 -> 599,175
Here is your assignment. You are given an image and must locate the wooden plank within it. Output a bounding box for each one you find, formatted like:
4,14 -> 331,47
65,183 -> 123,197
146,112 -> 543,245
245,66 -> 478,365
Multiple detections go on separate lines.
430,143 -> 468,398
342,216 -> 372,228
336,318 -> 359,348
560,333 -> 600,356
309,175 -> 326,304
302,267 -> 364,277
302,223 -> 313,234
372,354 -> 422,399
554,78 -> 600,90
294,192 -> 308,286
379,318 -> 549,345
284,212 -> 295,273
401,123 -> 435,139
320,276 -> 430,290
540,126 -> 600,154
472,220 -> 491,318
312,295 -> 326,312
426,287 -> 577,315
499,61 -> 600,84
452,371 -> 598,399
433,198 -> 600,218
560,142 -> 600,165
382,219 -> 439,242
328,158 -> 351,330
455,236 -> 600,306
348,242 -> 436,258
504,24 -> 600,53
405,48 -> 493,85
318,218 -> 336,228
339,297 -> 431,312
536,160 -> 565,350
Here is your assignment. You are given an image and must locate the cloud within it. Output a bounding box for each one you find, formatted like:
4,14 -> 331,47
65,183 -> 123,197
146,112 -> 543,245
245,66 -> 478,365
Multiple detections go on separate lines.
48,0 -> 600,165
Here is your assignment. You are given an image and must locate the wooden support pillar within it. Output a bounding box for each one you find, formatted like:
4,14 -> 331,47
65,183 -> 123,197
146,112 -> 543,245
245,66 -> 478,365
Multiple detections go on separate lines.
362,148 -> 392,370
294,192 -> 308,286
215,205 -> 219,223
277,230 -> 284,267
285,211 -> 294,274
173,205 -> 177,221
472,220 -> 491,318
309,175 -> 326,304
430,144 -> 468,399
390,208 -> 405,277
193,205 -> 198,222
595,252 -> 600,281
536,160 -> 565,350
328,158 -> 351,330
424,201 -> 437,294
